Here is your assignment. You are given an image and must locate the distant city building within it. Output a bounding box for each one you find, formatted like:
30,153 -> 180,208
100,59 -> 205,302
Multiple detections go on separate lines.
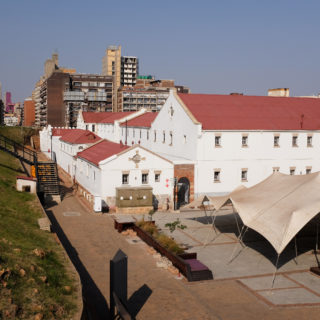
0,99 -> 4,125
23,97 -> 35,126
5,92 -> 14,113
32,52 -> 77,127
4,114 -> 18,126
102,45 -> 139,111
38,71 -> 113,127
121,56 -> 139,87
118,77 -> 189,112
268,88 -> 290,97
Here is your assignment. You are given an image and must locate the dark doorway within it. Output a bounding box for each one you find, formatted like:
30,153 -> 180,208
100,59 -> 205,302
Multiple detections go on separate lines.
177,177 -> 190,208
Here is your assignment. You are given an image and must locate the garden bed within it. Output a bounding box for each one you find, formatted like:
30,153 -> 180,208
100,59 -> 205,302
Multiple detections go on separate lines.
132,223 -> 213,282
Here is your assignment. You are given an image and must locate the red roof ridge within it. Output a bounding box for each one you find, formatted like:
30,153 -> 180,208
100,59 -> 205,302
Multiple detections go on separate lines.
177,93 -> 320,131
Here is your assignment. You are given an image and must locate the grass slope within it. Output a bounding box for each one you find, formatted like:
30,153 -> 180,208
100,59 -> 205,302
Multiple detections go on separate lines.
0,150 -> 77,319
0,127 -> 38,145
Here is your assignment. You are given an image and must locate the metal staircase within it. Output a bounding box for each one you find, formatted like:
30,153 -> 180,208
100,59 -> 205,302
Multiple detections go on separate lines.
36,162 -> 60,196
0,134 -> 60,197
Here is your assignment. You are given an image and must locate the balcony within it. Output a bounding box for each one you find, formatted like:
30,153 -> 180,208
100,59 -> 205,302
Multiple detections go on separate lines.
86,91 -> 107,102
64,91 -> 85,101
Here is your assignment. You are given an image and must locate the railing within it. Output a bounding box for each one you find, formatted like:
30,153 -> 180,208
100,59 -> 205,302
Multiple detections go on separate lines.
0,134 -> 37,165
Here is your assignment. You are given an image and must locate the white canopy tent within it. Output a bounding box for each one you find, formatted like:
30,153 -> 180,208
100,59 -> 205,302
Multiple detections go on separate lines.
211,172 -> 320,255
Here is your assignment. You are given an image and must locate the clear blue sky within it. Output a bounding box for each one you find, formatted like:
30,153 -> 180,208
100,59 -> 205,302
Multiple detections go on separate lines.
1,0 -> 320,102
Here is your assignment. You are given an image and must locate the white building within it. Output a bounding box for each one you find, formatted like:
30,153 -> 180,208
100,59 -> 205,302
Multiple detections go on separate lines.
44,89 -> 320,210
114,90 -> 320,205
75,140 -> 173,209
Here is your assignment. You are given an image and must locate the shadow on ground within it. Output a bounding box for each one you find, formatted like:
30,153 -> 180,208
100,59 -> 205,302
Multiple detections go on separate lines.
190,213 -> 320,268
45,207 -> 110,319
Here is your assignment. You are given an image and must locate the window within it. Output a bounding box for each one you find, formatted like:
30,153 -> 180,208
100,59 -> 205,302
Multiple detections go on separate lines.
154,130 -> 157,142
183,135 -> 187,144
92,124 -> 95,132
290,167 -> 296,175
215,135 -> 221,147
241,169 -> 248,181
86,125 -> 89,130
273,167 -> 280,173
214,169 -> 221,183
170,132 -> 173,145
307,135 -> 313,147
306,167 -> 312,174
122,174 -> 129,184
163,131 -> 166,143
292,135 -> 298,147
147,131 -> 149,140
142,173 -> 148,184
155,173 -> 160,182
133,129 -> 135,138
274,135 -> 280,147
93,171 -> 96,181
140,130 -> 142,139
242,135 -> 248,147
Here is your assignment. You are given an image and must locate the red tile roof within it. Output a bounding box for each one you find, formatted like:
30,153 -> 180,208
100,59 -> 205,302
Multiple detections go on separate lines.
77,140 -> 129,165
120,112 -> 158,128
178,93 -> 320,130
60,129 -> 101,144
52,128 -> 73,136
82,112 -> 134,124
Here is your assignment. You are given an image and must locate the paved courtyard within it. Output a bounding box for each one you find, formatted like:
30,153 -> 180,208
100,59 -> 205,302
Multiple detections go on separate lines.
151,207 -> 320,307
45,166 -> 320,319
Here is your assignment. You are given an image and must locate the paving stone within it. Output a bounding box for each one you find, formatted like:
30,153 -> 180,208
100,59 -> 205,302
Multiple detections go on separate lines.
239,275 -> 297,290
259,288 -> 320,305
287,272 -> 320,294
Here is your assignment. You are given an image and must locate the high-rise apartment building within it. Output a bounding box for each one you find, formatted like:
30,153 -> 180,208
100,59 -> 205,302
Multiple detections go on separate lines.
23,97 -> 35,126
121,56 -> 139,87
102,45 -> 139,111
102,45 -> 121,88
38,71 -> 113,127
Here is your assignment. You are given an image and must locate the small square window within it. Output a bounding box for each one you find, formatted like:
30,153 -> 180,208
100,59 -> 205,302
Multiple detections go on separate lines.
290,168 -> 295,175
215,136 -> 221,147
306,167 -> 312,174
274,136 -> 280,147
155,173 -> 160,182
122,174 -> 129,184
142,173 -> 148,184
307,136 -> 313,147
242,135 -> 248,147
214,170 -> 220,183
241,169 -> 248,181
273,167 -> 280,173
292,136 -> 298,147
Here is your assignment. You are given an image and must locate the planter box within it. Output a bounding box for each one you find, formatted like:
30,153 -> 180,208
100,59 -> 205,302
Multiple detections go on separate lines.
133,224 -> 213,282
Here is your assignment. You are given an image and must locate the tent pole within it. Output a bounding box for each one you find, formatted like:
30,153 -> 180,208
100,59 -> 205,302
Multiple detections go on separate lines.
316,221 -> 319,253
203,209 -> 220,247
232,203 -> 241,236
271,253 -> 280,289
294,236 -> 298,265
228,225 -> 248,264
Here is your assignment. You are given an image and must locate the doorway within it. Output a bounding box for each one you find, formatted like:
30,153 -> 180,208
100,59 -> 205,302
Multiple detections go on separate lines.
177,177 -> 190,208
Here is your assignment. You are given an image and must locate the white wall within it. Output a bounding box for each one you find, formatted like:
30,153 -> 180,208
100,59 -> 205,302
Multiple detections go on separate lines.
75,158 -> 101,197
195,131 -> 320,196
146,91 -> 201,160
100,146 -> 174,199
75,145 -> 174,206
